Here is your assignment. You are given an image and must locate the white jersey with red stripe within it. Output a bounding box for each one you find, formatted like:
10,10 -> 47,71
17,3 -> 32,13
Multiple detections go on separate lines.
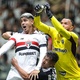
0,32 -> 47,80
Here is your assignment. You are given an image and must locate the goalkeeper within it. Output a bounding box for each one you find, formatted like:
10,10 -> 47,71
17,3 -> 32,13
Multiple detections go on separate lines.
34,4 -> 80,80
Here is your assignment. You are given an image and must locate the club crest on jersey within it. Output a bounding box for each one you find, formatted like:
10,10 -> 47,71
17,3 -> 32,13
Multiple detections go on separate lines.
61,39 -> 64,44
25,41 -> 31,48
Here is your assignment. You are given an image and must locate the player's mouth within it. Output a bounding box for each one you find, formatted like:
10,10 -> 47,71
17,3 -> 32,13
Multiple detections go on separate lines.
22,26 -> 26,28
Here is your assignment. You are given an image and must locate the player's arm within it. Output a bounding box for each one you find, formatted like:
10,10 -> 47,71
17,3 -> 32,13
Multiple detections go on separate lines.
34,5 -> 54,35
34,16 -> 56,37
34,16 -> 50,34
44,4 -> 75,39
0,40 -> 15,56
2,31 -> 12,40
0,33 -> 17,56
11,58 -> 29,79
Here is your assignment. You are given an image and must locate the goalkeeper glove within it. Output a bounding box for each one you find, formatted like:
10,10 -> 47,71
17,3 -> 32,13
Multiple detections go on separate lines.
34,4 -> 44,16
44,4 -> 53,19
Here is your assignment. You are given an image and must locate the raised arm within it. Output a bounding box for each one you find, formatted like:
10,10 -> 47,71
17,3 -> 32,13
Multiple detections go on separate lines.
34,5 -> 52,35
44,4 -> 76,39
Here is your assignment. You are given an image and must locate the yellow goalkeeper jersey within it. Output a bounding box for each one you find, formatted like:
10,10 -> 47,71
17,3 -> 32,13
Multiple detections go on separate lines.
34,16 -> 80,79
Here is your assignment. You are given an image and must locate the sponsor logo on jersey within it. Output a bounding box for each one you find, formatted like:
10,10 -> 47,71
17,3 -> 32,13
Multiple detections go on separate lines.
19,52 -> 36,56
59,71 -> 66,76
54,48 -> 67,53
20,38 -> 24,40
61,39 -> 64,44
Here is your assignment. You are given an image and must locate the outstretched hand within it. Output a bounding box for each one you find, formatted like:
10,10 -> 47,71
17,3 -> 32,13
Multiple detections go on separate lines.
44,4 -> 53,19
34,4 -> 44,16
44,4 -> 50,11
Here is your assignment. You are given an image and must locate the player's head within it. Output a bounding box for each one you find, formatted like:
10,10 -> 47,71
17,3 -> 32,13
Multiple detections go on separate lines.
42,51 -> 59,69
61,18 -> 74,31
20,13 -> 34,19
20,13 -> 35,34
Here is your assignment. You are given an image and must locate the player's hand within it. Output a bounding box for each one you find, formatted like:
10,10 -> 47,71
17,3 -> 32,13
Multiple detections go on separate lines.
34,4 -> 44,16
29,70 -> 40,80
44,4 -> 50,11
44,4 -> 53,19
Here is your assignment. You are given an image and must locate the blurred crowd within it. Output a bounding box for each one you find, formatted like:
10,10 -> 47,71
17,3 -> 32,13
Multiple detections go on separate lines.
0,0 -> 80,80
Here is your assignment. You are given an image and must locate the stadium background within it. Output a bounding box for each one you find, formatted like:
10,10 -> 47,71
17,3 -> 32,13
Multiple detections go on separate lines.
0,0 -> 80,80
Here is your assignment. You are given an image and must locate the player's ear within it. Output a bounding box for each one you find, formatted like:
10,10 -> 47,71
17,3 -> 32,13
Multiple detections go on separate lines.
70,25 -> 74,31
30,18 -> 34,25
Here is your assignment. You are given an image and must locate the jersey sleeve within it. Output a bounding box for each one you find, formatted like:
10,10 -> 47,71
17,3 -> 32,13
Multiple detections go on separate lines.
71,32 -> 78,47
35,35 -> 47,70
0,40 -> 15,56
50,16 -> 77,39
34,16 -> 55,35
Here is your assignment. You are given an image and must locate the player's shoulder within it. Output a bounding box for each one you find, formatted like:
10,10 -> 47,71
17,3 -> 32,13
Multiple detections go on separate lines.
11,32 -> 23,38
36,34 -> 46,38
71,32 -> 78,39
12,32 -> 20,35
34,34 -> 47,41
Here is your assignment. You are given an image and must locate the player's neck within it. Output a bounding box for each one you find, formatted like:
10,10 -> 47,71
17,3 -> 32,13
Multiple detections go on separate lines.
24,30 -> 35,34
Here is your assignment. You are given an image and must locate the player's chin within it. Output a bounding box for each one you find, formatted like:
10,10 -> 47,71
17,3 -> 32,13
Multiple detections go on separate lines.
23,28 -> 26,32
23,28 -> 28,31
42,63 -> 45,68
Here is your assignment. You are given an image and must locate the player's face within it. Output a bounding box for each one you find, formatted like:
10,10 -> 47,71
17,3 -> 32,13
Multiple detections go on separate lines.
42,55 -> 53,69
20,17 -> 34,33
61,18 -> 73,31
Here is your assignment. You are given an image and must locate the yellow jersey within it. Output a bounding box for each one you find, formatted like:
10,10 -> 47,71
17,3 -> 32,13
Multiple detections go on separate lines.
34,16 -> 80,79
